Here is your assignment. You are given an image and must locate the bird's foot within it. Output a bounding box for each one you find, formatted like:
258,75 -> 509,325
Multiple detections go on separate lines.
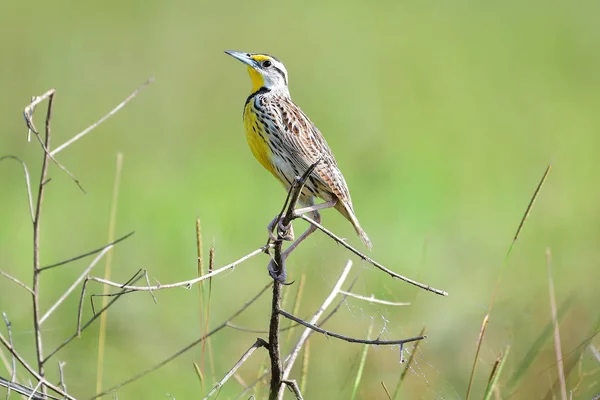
278,219 -> 294,241
267,215 -> 294,242
267,257 -> 295,285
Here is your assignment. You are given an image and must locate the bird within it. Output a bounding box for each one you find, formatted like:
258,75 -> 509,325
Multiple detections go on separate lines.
224,50 -> 372,261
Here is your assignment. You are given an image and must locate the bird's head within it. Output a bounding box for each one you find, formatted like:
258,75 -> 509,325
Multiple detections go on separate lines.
225,50 -> 290,96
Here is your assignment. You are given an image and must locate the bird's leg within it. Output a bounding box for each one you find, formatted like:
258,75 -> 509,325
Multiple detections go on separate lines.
281,209 -> 321,258
268,210 -> 321,282
267,199 -> 334,246
293,199 -> 337,217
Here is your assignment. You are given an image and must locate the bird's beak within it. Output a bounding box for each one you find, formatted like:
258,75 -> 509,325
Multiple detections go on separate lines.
224,50 -> 257,68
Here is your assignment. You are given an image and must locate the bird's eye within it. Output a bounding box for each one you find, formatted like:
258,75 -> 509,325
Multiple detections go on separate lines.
262,60 -> 272,68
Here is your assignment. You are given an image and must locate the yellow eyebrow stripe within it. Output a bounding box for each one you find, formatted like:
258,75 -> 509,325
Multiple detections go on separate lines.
251,54 -> 271,62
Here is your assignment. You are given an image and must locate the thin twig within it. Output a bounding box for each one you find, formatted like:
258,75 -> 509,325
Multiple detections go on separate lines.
87,282 -> 272,400
0,376 -> 57,400
0,270 -> 34,294
0,156 -> 34,222
28,381 -> 44,400
58,361 -> 67,394
88,245 -> 271,291
338,291 -> 410,306
278,260 -> 353,400
30,89 -> 55,385
235,275 -> 358,400
279,311 -> 424,346
40,245 -> 113,324
394,326 -> 427,399
282,380 -> 303,400
299,215 -> 448,296
2,313 -> 16,400
0,332 -> 75,399
31,128 -> 85,192
203,338 -> 267,399
50,78 -> 154,156
44,272 -> 145,363
40,231 -> 134,272
226,323 -> 268,334
22,89 -> 55,135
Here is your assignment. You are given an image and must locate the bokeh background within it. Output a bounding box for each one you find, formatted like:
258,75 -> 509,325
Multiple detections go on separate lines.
1,0 -> 599,398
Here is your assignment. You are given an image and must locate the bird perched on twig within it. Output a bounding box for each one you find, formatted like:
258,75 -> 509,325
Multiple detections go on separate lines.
225,50 -> 371,260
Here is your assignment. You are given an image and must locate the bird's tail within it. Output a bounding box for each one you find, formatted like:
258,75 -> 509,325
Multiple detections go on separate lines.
335,201 -> 372,251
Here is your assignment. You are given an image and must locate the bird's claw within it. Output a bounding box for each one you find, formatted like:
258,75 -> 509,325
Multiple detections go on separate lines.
268,259 -> 285,282
267,215 -> 294,242
278,219 -> 294,241
268,230 -> 278,242
267,257 -> 295,285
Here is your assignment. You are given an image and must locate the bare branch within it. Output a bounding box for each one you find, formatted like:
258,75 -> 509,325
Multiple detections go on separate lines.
44,272 -> 146,363
234,275 -> 358,400
0,270 -> 34,294
40,231 -> 134,272
87,282 -> 272,400
2,313 -> 15,400
277,260 -> 353,399
338,290 -> 410,306
279,310 -> 425,346
58,361 -> 67,394
396,326 -> 427,395
22,89 -> 55,135
0,376 -> 59,400
29,88 -> 56,383
88,245 -> 271,291
31,130 -> 85,193
300,214 -> 448,296
226,322 -> 298,335
203,338 -> 267,399
50,78 -> 154,156
268,280 -> 283,400
282,380 -> 303,400
0,156 -> 34,222
40,245 -> 113,325
0,332 -> 75,399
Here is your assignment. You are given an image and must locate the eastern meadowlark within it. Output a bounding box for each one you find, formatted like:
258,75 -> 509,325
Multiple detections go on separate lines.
225,50 -> 372,255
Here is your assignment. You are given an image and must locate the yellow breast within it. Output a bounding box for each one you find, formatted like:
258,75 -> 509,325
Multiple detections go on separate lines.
243,102 -> 277,176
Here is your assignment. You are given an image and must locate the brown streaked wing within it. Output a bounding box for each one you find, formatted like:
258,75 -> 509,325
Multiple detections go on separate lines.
272,95 -> 354,210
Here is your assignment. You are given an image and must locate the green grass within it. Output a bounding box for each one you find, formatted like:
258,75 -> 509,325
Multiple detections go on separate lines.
1,0 -> 599,398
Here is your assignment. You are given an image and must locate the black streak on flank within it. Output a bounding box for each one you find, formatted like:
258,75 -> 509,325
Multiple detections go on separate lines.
257,130 -> 268,144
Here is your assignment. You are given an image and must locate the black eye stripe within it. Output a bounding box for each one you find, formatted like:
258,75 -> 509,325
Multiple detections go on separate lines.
273,66 -> 287,85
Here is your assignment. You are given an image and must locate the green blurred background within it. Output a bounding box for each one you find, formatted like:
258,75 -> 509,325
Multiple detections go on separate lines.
1,0 -> 599,398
